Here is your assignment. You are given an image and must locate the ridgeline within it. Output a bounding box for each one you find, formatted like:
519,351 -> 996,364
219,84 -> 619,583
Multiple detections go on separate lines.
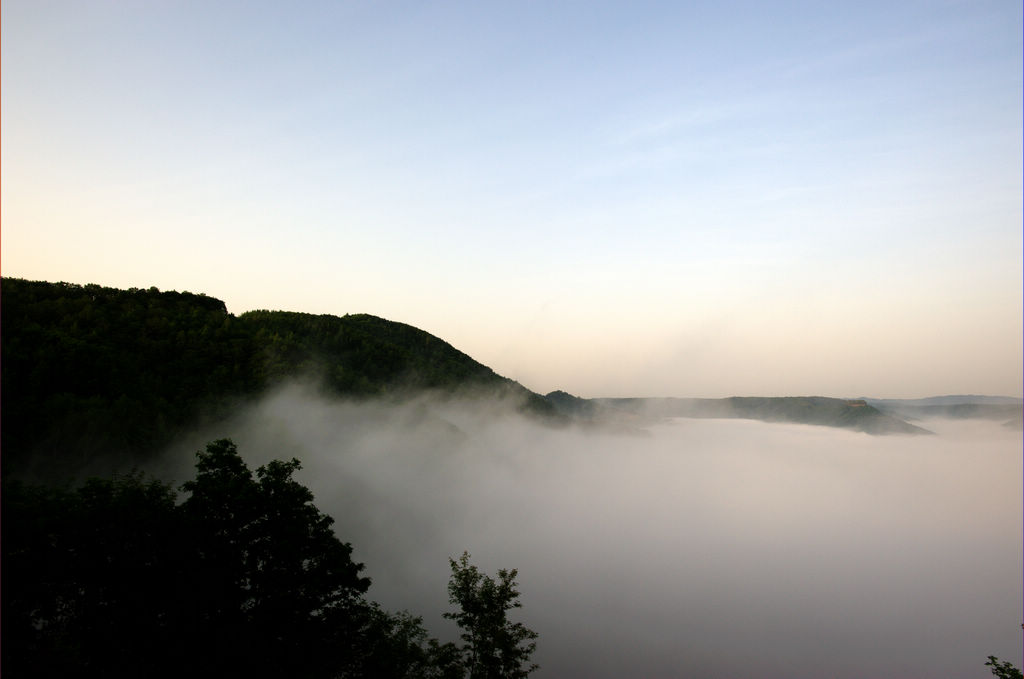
1,278 -> 554,480
3,278 -> 955,481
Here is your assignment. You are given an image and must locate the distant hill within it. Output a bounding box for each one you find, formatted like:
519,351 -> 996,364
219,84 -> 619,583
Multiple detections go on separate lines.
864,395 -> 1023,407
547,394 -> 933,435
1,278 -> 555,480
865,397 -> 1023,430
544,390 -> 598,419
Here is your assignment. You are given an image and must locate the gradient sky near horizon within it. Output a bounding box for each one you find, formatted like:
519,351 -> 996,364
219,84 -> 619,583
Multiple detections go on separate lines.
3,1 -> 1021,398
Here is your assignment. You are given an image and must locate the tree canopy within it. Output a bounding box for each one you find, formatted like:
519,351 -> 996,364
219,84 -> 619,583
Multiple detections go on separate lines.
444,552 -> 539,679
987,655 -> 1024,679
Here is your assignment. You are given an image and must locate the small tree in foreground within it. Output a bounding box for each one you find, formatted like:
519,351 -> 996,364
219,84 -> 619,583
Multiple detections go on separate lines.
986,655 -> 1024,679
444,552 -> 538,679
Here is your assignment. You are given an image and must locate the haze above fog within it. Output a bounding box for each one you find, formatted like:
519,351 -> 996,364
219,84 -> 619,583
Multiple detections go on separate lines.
159,383 -> 1023,678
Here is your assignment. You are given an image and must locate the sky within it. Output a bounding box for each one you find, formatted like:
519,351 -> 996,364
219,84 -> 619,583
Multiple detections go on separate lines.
3,0 -> 1021,398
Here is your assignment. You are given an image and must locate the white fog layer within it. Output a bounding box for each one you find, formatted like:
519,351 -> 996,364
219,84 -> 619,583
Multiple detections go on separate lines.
161,383 -> 1023,678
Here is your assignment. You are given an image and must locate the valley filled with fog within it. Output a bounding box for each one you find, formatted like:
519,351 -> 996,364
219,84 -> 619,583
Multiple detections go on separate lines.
161,383 -> 1023,678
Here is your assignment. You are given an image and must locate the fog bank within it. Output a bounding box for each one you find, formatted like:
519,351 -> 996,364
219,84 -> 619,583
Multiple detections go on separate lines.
161,383 -> 1023,678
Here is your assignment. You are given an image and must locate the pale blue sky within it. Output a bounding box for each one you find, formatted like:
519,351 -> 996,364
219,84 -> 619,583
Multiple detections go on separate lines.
3,1 -> 1021,397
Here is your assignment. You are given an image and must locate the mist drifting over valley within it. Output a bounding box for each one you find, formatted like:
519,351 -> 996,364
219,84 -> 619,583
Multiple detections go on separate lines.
158,381 -> 1023,679
3,0 -> 1021,675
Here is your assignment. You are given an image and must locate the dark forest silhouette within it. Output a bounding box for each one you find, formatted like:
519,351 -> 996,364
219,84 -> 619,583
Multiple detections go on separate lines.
2,439 -> 537,679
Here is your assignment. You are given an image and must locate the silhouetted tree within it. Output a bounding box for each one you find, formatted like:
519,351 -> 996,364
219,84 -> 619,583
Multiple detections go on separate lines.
1,472 -> 187,679
987,655 -> 1024,679
3,439 -> 537,679
444,552 -> 538,679
354,603 -> 465,679
3,440 -> 372,679
179,439 -> 371,678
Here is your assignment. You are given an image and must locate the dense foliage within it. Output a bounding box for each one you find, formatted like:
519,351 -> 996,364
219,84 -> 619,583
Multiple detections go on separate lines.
244,310 -> 506,395
2,439 -> 536,679
987,656 -> 1024,679
1,278 -> 555,480
445,553 -> 539,679
1,279 -> 258,478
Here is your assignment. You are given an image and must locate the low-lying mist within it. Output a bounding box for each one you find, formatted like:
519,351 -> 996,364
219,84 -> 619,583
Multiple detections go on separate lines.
158,382 -> 1023,678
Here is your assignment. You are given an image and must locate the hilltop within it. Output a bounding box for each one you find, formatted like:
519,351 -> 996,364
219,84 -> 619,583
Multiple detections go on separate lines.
0,278 -> 555,480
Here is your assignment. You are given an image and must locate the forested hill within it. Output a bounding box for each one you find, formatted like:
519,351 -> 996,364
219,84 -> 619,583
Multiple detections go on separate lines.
1,278 -> 554,480
241,310 -> 509,395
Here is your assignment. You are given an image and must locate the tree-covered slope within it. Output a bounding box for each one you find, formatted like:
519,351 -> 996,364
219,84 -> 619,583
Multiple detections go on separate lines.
0,278 -> 553,480
244,309 -> 515,395
2,279 -> 260,478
